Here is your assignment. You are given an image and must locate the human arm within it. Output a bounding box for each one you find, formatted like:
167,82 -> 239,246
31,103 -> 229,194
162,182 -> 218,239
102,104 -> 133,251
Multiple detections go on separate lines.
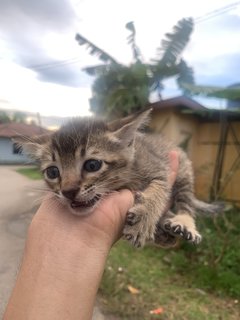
3,151 -> 178,320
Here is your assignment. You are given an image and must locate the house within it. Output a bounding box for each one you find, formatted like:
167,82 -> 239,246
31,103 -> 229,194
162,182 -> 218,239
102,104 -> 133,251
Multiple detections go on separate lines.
149,96 -> 240,205
0,122 -> 48,164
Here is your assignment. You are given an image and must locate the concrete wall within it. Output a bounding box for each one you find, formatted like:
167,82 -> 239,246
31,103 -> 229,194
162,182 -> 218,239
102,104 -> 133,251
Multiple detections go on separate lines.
0,137 -> 30,164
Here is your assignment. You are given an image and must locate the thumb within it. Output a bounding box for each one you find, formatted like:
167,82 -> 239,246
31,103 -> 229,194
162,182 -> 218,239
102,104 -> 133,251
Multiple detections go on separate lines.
98,189 -> 134,242
168,150 -> 179,186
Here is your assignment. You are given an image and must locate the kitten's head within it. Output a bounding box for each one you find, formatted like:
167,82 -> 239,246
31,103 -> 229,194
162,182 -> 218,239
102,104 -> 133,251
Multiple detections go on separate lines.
15,110 -> 151,215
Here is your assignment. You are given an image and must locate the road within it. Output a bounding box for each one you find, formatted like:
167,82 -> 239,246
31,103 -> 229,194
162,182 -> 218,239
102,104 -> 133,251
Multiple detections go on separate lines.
0,166 -> 44,317
0,166 -> 106,319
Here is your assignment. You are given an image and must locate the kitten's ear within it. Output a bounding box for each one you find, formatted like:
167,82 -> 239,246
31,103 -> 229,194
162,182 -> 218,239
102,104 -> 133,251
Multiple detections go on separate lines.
109,109 -> 152,145
13,134 -> 51,159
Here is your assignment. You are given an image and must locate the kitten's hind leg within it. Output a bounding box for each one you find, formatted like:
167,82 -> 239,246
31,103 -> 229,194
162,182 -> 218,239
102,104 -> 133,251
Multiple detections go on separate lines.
167,161 -> 202,244
163,212 -> 202,244
154,211 -> 177,247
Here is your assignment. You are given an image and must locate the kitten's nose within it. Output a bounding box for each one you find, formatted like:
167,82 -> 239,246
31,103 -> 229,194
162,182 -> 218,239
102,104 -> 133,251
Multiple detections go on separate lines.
62,188 -> 80,200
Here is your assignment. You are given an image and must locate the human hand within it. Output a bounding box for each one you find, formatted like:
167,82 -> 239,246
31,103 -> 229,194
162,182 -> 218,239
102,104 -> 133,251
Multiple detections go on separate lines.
29,150 -> 178,255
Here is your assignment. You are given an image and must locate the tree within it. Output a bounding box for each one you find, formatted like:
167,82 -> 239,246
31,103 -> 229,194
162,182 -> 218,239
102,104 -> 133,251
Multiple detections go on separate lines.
12,111 -> 27,123
182,83 -> 240,101
76,18 -> 194,117
0,111 -> 11,124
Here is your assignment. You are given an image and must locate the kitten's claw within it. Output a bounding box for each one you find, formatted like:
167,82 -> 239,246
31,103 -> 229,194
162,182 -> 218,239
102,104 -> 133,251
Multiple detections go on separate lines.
173,225 -> 182,234
122,229 -> 145,248
193,234 -> 202,245
185,232 -> 192,241
163,215 -> 202,245
123,234 -> 133,241
154,224 -> 178,248
133,234 -> 142,248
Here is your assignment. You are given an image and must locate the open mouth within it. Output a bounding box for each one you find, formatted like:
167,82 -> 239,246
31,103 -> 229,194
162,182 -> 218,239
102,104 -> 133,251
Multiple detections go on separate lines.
71,195 -> 100,209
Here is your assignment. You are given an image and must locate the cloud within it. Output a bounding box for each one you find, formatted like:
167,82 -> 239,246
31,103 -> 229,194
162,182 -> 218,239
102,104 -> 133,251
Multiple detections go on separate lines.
0,0 -> 76,36
0,0 -> 87,87
0,60 -> 92,117
37,64 -> 92,88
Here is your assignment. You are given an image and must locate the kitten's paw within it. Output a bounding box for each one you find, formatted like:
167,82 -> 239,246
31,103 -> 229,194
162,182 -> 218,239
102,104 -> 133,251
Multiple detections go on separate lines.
125,211 -> 142,226
164,215 -> 202,245
123,206 -> 155,248
154,224 -> 178,248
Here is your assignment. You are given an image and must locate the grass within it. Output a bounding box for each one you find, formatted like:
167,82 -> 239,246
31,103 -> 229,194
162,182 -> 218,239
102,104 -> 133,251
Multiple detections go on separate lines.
99,209 -> 240,319
16,167 -> 42,180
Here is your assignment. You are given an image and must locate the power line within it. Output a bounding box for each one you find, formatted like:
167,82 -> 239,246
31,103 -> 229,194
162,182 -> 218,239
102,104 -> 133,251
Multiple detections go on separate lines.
25,1 -> 240,72
27,57 -> 81,71
195,1 -> 240,23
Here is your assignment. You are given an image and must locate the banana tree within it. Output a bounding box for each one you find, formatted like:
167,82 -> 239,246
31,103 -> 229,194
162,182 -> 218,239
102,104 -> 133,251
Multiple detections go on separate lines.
76,18 -> 195,117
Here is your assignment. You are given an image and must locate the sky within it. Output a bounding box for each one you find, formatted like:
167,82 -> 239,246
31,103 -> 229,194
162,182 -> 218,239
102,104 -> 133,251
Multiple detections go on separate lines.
0,0 -> 240,117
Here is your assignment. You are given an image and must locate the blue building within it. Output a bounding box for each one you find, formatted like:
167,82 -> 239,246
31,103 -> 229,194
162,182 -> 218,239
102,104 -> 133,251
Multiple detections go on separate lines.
0,122 -> 47,164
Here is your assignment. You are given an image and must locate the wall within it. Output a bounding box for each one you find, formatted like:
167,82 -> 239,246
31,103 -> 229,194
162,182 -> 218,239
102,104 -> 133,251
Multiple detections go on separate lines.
0,137 -> 30,164
149,109 -> 240,205
194,121 -> 240,203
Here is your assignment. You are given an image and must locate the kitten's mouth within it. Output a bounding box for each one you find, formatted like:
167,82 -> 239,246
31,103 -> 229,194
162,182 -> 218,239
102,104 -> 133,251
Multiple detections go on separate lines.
70,195 -> 100,209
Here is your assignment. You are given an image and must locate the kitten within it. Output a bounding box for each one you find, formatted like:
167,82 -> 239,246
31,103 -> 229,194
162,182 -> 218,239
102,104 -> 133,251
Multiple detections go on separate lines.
16,110 -> 222,248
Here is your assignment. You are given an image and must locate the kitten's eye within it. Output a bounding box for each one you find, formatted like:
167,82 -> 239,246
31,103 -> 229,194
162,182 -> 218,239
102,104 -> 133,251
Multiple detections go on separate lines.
84,159 -> 102,172
46,166 -> 60,179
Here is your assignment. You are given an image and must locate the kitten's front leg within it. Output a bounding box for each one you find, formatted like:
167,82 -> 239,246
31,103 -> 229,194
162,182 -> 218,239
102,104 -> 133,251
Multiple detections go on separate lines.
122,179 -> 170,247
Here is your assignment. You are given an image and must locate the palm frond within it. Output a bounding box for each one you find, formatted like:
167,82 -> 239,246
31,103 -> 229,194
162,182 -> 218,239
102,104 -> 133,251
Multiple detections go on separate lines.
126,21 -> 142,63
82,64 -> 110,76
176,59 -> 195,95
182,84 -> 240,100
154,18 -> 194,65
149,63 -> 179,94
75,33 -> 118,64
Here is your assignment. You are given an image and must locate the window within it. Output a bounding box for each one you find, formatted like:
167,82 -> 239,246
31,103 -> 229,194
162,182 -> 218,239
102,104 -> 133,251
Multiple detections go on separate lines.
13,142 -> 22,155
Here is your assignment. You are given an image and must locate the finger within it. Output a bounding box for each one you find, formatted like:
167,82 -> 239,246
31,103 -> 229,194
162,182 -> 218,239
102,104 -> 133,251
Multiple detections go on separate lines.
100,189 -> 134,223
168,150 -> 179,186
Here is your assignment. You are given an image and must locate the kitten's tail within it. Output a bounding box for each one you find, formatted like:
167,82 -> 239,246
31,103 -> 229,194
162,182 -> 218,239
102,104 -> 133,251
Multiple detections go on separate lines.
192,198 -> 224,214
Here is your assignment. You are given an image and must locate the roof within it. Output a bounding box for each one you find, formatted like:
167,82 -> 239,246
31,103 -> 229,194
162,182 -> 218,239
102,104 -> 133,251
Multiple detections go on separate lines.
150,96 -> 240,121
0,122 -> 48,138
150,96 -> 207,111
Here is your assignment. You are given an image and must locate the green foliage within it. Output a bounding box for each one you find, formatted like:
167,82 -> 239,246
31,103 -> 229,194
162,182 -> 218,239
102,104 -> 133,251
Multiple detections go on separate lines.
75,33 -> 118,64
182,83 -> 240,101
0,110 -> 27,124
76,18 -> 195,117
90,63 -> 149,116
126,21 -> 142,63
174,209 -> 240,297
100,209 -> 240,319
0,110 -> 11,124
12,111 -> 27,123
17,167 -> 42,180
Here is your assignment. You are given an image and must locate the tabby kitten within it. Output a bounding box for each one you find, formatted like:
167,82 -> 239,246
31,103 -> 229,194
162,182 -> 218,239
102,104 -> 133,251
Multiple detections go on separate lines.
16,110 -> 221,248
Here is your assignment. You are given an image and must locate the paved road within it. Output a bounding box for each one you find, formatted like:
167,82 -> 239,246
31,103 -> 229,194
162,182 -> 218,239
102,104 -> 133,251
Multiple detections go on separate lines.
0,166 -> 106,319
0,166 -> 44,317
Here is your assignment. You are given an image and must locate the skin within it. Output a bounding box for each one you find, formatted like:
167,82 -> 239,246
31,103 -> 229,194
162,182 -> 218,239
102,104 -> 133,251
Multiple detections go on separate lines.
3,151 -> 178,320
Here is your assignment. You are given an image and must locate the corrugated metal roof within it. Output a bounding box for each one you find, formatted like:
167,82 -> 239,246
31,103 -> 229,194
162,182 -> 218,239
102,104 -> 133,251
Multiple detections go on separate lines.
150,96 -> 240,121
150,96 -> 207,111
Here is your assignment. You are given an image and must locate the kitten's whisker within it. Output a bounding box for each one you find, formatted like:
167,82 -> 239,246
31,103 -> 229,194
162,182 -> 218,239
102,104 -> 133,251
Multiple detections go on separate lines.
85,117 -> 94,151
31,187 -> 51,193
70,119 -> 80,145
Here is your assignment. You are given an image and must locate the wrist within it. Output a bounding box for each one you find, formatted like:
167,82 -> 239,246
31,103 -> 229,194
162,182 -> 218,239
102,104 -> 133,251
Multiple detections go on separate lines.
4,230 -> 109,320
26,220 -> 111,274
